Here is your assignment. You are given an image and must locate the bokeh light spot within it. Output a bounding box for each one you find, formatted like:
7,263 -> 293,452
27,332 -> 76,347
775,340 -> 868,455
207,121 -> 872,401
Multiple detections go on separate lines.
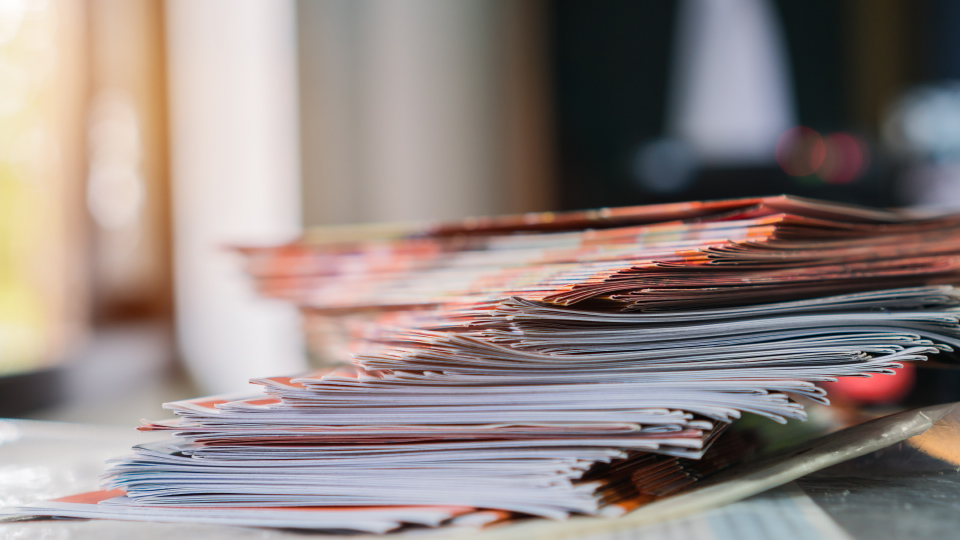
816,132 -> 868,184
775,126 -> 825,177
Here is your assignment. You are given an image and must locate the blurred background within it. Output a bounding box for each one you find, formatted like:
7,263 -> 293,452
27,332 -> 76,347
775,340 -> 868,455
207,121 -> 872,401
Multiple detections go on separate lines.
3,0 -> 960,424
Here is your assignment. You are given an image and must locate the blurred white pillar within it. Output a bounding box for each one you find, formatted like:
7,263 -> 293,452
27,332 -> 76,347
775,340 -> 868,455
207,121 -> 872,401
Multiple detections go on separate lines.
166,0 -> 306,393
668,0 -> 796,166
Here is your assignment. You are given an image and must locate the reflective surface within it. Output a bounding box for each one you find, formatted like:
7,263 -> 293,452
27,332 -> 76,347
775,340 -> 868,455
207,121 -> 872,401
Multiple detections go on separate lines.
799,409 -> 960,540
0,420 -> 162,509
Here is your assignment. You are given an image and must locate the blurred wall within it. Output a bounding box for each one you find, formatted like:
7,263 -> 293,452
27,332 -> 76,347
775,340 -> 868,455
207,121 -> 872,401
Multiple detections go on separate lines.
0,0 -> 90,376
298,0 -> 555,226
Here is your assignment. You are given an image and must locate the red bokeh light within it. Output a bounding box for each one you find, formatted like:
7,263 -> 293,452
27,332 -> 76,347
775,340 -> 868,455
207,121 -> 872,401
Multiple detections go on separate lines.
775,127 -> 826,176
822,363 -> 915,405
816,133 -> 868,184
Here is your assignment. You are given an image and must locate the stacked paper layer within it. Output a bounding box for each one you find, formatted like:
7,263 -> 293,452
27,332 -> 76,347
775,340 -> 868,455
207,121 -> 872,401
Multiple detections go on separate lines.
240,195 -> 960,313
14,195 -> 960,531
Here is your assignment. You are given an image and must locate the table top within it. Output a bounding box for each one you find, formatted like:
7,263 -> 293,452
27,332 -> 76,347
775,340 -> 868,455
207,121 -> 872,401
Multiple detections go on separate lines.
1,413 -> 958,540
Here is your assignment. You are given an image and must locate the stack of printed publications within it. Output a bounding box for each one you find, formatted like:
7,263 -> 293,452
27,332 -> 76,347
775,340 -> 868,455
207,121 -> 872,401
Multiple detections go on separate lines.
16,195 -> 960,532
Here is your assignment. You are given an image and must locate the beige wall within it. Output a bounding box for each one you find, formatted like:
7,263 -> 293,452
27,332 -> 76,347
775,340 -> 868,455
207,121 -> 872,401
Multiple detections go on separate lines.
298,0 -> 555,227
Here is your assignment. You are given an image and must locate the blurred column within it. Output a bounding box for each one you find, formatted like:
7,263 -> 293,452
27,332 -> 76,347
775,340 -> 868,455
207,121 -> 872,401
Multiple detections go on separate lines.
166,0 -> 306,393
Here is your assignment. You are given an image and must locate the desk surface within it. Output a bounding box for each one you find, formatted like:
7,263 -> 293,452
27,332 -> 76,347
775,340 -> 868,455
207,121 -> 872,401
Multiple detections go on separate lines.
0,418 -> 957,540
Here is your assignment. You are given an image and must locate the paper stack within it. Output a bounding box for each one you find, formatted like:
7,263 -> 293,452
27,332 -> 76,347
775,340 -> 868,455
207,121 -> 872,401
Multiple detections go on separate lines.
13,195 -> 960,531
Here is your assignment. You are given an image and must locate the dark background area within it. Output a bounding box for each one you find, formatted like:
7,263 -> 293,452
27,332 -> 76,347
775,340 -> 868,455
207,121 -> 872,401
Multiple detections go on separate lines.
549,0 -> 941,210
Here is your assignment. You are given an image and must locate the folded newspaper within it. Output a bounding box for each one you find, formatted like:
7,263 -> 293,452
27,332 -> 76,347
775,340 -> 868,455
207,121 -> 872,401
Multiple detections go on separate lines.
12,195 -> 960,532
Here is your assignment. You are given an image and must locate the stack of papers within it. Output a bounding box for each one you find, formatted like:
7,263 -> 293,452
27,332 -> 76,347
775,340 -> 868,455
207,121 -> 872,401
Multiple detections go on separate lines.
240,195 -> 960,313
12,195 -> 960,531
